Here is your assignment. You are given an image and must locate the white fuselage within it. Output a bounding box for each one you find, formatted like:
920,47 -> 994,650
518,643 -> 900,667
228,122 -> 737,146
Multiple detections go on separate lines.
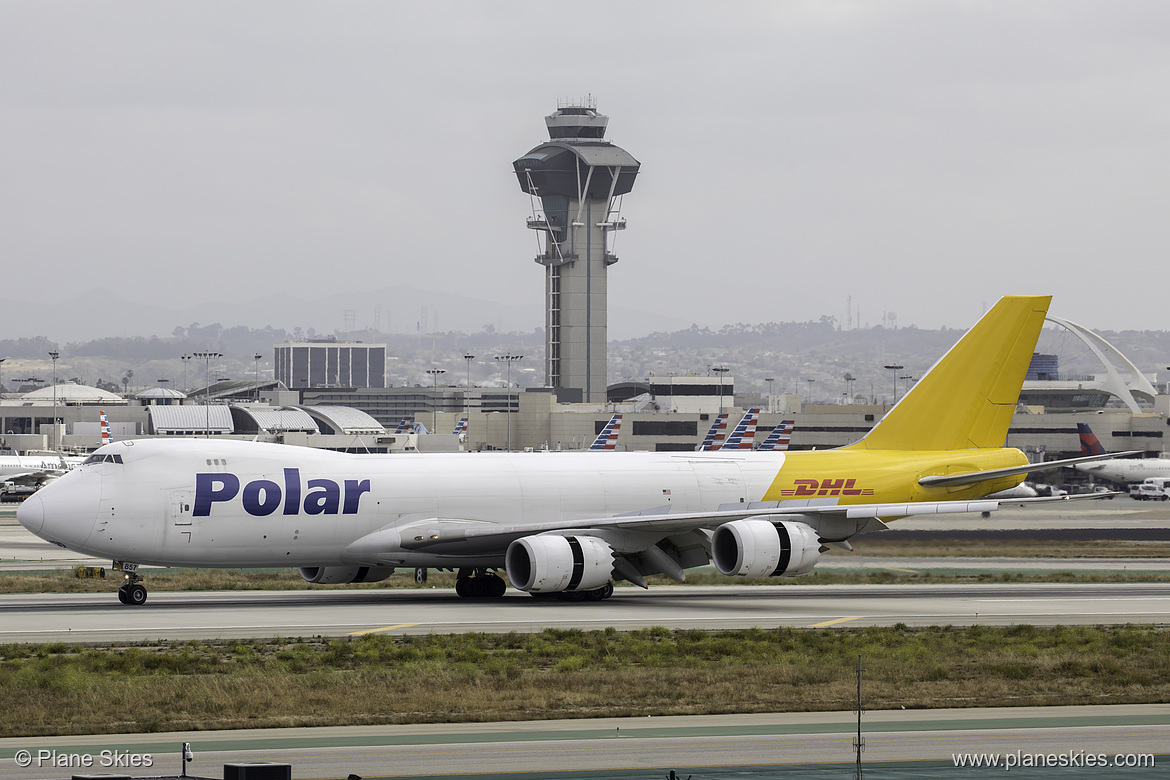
18,438 -> 786,569
1074,458 -> 1170,485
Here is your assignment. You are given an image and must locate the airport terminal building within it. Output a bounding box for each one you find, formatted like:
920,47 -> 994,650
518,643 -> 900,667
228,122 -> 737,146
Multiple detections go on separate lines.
2,361 -> 1167,488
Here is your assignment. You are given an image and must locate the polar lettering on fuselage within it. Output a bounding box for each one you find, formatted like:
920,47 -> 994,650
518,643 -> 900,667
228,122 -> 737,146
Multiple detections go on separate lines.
193,467 -> 370,517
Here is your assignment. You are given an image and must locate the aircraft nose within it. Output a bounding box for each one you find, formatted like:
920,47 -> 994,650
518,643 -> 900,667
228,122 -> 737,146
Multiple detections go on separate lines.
18,471 -> 101,548
17,492 -> 45,534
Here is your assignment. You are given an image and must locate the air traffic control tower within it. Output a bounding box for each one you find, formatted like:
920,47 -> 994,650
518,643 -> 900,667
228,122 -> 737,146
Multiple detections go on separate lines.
513,100 -> 640,403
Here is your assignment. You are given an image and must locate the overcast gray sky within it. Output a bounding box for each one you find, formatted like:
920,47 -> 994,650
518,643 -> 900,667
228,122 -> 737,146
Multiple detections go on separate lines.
4,1 -> 1169,339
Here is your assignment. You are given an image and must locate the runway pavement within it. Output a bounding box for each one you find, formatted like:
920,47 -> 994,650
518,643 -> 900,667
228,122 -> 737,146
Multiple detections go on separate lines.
1,705 -> 1166,779
4,582 -> 1170,643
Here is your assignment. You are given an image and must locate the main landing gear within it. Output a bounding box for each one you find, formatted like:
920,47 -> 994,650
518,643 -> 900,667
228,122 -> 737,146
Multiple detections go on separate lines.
115,563 -> 148,605
454,568 -> 507,598
529,582 -> 614,601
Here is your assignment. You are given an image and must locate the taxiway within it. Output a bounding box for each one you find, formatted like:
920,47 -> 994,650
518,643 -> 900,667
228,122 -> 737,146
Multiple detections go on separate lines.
1,705 -> 1166,779
4,582 -> 1170,643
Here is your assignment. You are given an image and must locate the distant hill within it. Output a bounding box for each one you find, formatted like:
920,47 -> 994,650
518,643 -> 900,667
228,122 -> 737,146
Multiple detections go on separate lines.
0,285 -> 693,345
3,317 -> 1166,403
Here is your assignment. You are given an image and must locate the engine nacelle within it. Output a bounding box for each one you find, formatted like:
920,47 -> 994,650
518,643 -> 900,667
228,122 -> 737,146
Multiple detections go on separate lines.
505,534 -> 615,593
711,519 -> 821,577
298,566 -> 395,584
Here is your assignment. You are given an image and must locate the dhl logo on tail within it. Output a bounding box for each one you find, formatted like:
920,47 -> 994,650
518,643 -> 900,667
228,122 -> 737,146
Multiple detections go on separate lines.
763,295 -> 1053,505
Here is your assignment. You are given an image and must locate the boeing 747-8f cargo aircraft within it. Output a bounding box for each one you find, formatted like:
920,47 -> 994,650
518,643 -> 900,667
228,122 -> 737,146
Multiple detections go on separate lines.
17,297 -> 1125,605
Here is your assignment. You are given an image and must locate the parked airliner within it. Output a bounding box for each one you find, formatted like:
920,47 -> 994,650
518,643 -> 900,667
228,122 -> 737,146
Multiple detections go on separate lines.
757,420 -> 795,452
0,453 -> 75,483
588,414 -> 622,450
18,296 -> 1122,605
719,409 -> 761,450
1072,423 -> 1170,484
696,413 -> 729,451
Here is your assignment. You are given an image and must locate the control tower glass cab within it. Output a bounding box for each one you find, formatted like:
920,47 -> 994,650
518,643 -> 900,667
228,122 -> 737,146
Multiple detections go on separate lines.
513,100 -> 640,404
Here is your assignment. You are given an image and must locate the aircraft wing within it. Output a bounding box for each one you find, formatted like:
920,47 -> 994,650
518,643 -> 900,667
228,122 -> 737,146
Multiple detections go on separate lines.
917,451 -> 1143,488
1,469 -> 44,481
344,498 -> 1004,561
2,466 -> 68,483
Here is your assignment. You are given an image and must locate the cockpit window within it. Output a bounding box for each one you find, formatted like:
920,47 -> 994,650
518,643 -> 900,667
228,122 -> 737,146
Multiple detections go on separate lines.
83,453 -> 124,465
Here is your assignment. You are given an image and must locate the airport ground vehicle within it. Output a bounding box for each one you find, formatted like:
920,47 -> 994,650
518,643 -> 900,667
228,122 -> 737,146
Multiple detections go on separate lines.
1135,478 -> 1170,500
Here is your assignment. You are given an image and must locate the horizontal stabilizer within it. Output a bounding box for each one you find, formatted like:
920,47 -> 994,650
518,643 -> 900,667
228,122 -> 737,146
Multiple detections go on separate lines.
994,492 -> 1124,505
918,451 -> 1142,488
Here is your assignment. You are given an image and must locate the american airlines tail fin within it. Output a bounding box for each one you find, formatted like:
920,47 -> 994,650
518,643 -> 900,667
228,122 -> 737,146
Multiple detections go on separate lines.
697,413 -> 730,451
1078,423 -> 1107,457
757,420 -> 794,452
844,295 -> 1051,452
453,416 -> 468,436
100,410 -> 113,446
393,416 -> 414,434
721,408 -> 761,450
589,414 -> 622,451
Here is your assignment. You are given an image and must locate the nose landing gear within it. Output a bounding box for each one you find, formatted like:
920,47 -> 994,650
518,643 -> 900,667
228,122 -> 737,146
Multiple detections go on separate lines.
115,562 -> 148,605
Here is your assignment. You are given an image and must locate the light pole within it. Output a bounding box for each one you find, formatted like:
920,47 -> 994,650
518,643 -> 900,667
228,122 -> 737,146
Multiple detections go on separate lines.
192,351 -> 222,437
463,352 -> 475,436
0,357 -> 6,395
805,378 -> 815,408
765,377 -> 775,413
494,354 -> 523,451
712,365 -> 729,411
180,354 -> 192,392
48,351 -> 59,451
426,368 -> 446,432
900,375 -> 914,398
884,364 -> 903,405
254,353 -> 263,400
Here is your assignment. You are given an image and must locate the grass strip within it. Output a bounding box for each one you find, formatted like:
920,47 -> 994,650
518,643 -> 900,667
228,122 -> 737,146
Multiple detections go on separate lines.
2,624 -> 1169,738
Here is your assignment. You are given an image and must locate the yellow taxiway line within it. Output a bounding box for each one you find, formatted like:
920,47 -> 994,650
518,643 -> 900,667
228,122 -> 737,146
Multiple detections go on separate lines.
347,623 -> 418,636
807,616 -> 862,628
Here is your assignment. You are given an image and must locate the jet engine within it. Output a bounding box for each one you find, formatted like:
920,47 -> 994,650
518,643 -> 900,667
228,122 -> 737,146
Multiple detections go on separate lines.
711,519 -> 821,577
298,566 -> 395,584
505,534 -> 615,593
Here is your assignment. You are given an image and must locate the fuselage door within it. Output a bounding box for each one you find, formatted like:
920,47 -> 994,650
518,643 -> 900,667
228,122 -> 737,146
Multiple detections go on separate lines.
170,489 -> 194,526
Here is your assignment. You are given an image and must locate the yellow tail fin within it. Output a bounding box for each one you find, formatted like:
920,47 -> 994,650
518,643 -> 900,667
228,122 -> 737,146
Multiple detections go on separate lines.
845,295 -> 1051,452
